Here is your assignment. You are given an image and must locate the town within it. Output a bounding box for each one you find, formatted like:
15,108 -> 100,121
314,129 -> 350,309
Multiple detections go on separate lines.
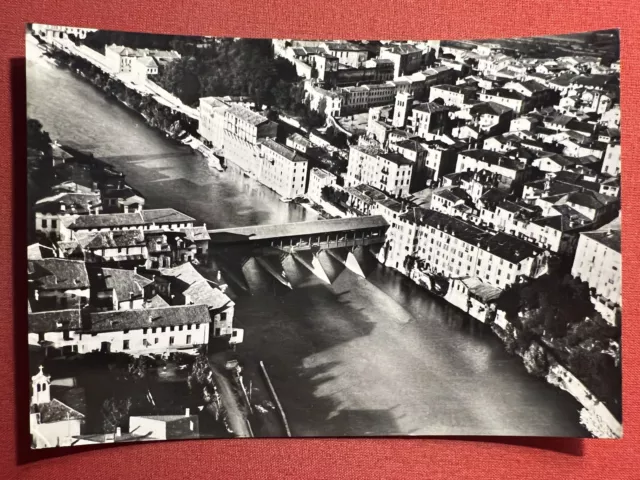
26,24 -> 621,446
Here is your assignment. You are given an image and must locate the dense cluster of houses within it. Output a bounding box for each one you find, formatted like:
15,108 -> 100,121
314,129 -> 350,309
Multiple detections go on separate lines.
28,150 -> 244,447
261,38 -> 621,326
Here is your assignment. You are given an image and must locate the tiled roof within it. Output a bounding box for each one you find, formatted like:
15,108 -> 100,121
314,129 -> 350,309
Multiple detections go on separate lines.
34,192 -> 101,215
159,262 -> 233,310
180,226 -> 211,242
581,228 -> 621,253
28,309 -> 81,333
88,304 -> 211,333
480,232 -> 543,264
76,230 -> 145,249
141,209 -> 195,225
28,259 -> 89,290
378,151 -> 414,166
225,105 -> 269,126
261,138 -> 308,162
71,212 -> 145,229
32,399 -> 84,423
97,267 -> 153,301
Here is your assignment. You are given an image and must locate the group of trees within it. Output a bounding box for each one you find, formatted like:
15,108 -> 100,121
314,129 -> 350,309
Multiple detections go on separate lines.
320,185 -> 349,212
496,274 -> 621,416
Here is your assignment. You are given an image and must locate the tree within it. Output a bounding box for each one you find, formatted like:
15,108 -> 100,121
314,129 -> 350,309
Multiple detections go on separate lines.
27,118 -> 52,155
188,354 -> 214,402
101,397 -> 131,436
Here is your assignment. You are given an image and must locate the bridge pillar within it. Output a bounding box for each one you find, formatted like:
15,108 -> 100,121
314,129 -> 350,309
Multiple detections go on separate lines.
255,257 -> 292,290
326,248 -> 366,278
291,251 -> 331,284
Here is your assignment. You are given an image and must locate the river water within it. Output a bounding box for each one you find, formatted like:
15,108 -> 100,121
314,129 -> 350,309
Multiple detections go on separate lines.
26,41 -> 588,437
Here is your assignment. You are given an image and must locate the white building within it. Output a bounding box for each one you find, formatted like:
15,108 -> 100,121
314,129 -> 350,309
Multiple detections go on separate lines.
601,143 -> 621,176
223,105 -> 278,175
30,366 -> 84,448
345,145 -> 414,197
307,168 -> 337,203
198,97 -> 230,151
571,225 -> 621,325
259,139 -> 308,199
34,192 -> 102,240
129,412 -> 199,440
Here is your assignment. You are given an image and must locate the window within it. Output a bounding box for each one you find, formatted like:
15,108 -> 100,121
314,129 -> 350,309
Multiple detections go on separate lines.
170,326 -> 175,332
123,340 -> 129,350
221,312 -> 227,321
143,328 -> 148,334
215,328 -> 221,336
152,327 -> 157,333
63,331 -> 71,341
41,219 -> 47,228
38,333 -> 45,342
43,383 -> 47,391
37,384 -> 41,392
196,324 -> 200,329
123,329 -> 129,334
51,219 -> 57,229
186,335 -> 191,344
154,338 -> 159,344
161,327 -> 166,333
169,337 -> 174,345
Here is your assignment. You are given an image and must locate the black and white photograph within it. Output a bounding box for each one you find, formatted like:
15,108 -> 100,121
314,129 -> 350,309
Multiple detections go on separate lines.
25,23 -> 621,448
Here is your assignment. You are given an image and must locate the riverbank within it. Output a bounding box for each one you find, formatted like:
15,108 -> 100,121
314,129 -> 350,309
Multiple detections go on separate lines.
382,257 -> 619,438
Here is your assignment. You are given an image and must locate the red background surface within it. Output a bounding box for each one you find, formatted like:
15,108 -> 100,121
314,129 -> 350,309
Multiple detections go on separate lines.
0,1 -> 637,478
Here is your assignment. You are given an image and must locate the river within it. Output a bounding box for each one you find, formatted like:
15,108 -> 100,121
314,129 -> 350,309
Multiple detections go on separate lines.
26,40 -> 588,437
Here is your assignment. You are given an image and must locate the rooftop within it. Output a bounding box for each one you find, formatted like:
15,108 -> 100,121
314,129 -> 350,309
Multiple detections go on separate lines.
28,259 -> 90,290
89,304 -> 212,333
76,230 -> 146,249
159,263 -> 233,310
95,267 -> 153,301
29,309 -> 81,334
581,227 -> 621,253
209,215 -> 389,243
71,212 -> 145,229
261,138 -> 308,162
226,104 -> 269,126
141,209 -> 195,225
480,232 -> 543,264
378,151 -> 414,166
31,399 -> 84,423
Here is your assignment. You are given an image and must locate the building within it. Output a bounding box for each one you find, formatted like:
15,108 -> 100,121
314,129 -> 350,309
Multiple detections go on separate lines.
28,259 -> 90,312
84,304 -> 211,354
105,45 -> 141,73
421,140 -> 459,182
34,192 -> 102,240
129,411 -> 199,440
571,224 -> 621,324
379,44 -> 424,78
456,150 -> 532,187
478,88 -> 529,114
345,145 -> 414,197
198,97 -> 230,150
259,139 -> 309,199
74,230 -> 148,264
30,366 -> 84,448
223,105 -> 278,175
410,102 -> 451,139
601,143 -> 621,176
428,84 -> 475,107
28,309 -> 82,356
155,262 -> 242,344
323,42 -> 369,68
132,56 -> 158,80
90,267 -> 154,311
307,168 -> 337,203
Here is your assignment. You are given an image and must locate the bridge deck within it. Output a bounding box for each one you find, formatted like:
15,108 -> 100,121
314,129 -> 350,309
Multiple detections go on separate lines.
208,215 -> 389,244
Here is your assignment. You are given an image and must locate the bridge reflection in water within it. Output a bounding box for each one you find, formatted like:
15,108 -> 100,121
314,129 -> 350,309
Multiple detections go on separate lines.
207,216 -> 389,293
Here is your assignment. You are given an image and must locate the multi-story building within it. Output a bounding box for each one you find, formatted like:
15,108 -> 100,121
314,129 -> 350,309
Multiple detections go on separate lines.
428,84 -> 475,107
34,192 -> 102,240
601,142 -> 621,176
307,168 -> 337,203
198,97 -> 230,150
478,88 -> 530,114
259,139 -> 309,199
345,145 -> 413,197
323,42 -> 369,68
379,44 -> 424,78
571,224 -> 621,324
456,150 -> 532,187
28,259 -> 90,312
410,102 -> 451,139
223,105 -> 278,175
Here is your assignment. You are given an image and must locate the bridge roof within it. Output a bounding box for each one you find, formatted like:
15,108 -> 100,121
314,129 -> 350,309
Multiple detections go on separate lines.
208,216 -> 389,243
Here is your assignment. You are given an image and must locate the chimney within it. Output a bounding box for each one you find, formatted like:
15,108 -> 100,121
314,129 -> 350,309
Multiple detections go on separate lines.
185,408 -> 190,417
217,270 -> 222,281
59,202 -> 66,212
133,266 -> 138,274
34,289 -> 39,301
202,223 -> 206,229
115,427 -> 121,438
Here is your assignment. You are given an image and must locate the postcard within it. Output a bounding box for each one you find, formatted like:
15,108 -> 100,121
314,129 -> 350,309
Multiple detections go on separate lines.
25,24 -> 621,447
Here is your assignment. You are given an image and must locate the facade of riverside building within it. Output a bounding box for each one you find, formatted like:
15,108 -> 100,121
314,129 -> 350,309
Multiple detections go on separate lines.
571,225 -> 621,324
259,139 -> 309,198
222,105 -> 278,175
346,144 -> 414,197
384,209 -> 548,291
